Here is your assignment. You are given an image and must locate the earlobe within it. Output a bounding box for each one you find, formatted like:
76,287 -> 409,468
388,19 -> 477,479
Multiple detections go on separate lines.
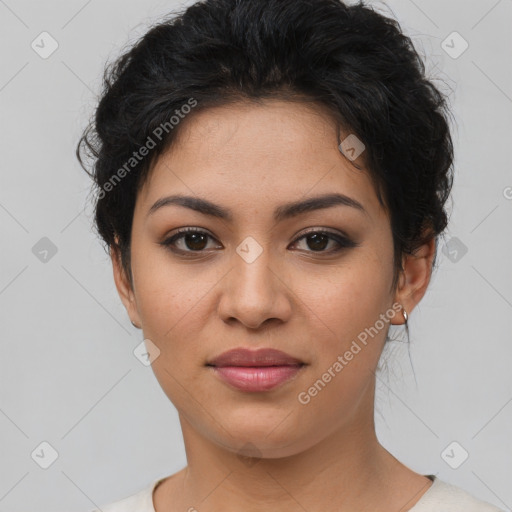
110,242 -> 142,329
391,236 -> 436,325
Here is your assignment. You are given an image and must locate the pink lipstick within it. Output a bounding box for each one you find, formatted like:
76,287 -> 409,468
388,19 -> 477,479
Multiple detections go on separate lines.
206,348 -> 305,392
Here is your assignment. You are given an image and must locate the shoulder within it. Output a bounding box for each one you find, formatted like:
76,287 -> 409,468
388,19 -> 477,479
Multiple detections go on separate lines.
411,477 -> 505,512
88,478 -> 163,512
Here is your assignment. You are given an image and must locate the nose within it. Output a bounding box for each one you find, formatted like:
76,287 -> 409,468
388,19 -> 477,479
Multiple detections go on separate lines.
216,246 -> 293,330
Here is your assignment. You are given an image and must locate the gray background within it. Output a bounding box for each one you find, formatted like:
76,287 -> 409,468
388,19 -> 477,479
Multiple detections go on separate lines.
1,0 -> 511,510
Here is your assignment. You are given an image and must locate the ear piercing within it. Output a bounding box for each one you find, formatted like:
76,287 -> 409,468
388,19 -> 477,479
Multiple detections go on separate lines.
402,306 -> 408,325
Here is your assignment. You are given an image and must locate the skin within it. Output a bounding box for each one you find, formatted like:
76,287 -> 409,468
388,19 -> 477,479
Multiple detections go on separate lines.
112,99 -> 437,512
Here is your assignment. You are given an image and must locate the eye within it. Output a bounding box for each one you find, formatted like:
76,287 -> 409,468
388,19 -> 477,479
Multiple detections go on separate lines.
160,227 -> 359,256
160,227 -> 221,255
289,229 -> 358,253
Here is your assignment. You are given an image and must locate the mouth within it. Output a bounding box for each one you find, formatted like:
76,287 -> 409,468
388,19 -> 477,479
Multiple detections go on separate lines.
206,348 -> 306,392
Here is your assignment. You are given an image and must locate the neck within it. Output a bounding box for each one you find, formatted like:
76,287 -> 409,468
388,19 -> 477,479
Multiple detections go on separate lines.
157,388 -> 431,511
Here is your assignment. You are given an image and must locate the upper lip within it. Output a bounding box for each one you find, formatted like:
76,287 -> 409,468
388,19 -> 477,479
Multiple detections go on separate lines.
207,348 -> 304,367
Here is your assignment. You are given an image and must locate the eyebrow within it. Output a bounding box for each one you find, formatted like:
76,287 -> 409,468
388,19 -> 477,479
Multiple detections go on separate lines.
147,193 -> 366,222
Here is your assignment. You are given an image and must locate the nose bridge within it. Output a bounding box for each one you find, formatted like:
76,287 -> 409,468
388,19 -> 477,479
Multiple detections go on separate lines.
217,235 -> 291,328
232,236 -> 276,300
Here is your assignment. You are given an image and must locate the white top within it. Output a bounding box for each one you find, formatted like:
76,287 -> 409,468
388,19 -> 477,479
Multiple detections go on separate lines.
92,475 -> 505,512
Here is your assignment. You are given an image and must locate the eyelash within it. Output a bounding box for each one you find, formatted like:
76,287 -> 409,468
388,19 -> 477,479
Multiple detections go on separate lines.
160,227 -> 359,257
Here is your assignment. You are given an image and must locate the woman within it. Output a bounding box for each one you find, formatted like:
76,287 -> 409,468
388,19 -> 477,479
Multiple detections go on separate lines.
77,0 -> 503,510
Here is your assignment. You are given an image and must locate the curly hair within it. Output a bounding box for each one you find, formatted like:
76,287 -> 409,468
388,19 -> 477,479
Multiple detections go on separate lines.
76,0 -> 454,295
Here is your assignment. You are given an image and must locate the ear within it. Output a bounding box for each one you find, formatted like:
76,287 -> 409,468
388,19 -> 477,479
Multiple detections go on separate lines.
111,240 -> 142,329
390,235 -> 437,326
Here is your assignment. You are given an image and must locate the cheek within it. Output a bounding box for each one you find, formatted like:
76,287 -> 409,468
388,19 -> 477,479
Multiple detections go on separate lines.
132,244 -> 186,316
130,256 -> 215,408
299,253 -> 393,341
294,254 -> 393,393
131,250 -> 222,357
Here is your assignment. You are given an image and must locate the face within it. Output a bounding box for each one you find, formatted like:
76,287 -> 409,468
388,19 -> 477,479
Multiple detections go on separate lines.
113,99 -> 433,459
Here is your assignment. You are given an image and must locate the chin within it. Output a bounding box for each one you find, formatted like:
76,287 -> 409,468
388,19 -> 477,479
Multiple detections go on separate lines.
212,410 -> 309,456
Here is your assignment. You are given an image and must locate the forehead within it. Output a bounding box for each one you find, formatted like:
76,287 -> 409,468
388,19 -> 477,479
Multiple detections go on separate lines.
136,100 -> 385,223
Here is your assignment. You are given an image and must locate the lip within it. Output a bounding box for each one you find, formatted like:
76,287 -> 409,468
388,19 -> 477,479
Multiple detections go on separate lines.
207,348 -> 304,367
206,348 -> 306,392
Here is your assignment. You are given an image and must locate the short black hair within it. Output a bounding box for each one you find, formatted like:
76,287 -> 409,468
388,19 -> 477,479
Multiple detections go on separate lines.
77,0 -> 454,294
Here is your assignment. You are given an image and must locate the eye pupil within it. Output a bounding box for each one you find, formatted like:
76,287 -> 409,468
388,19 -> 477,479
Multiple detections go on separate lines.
307,233 -> 329,251
185,233 -> 208,250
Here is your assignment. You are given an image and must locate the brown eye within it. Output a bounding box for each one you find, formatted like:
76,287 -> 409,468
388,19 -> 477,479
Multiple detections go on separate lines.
161,227 -> 358,257
304,233 -> 330,251
161,228 -> 221,254
180,232 -> 209,251
290,230 -> 358,254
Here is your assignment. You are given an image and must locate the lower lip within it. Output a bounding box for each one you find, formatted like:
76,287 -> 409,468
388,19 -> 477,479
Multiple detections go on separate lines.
210,365 -> 304,392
